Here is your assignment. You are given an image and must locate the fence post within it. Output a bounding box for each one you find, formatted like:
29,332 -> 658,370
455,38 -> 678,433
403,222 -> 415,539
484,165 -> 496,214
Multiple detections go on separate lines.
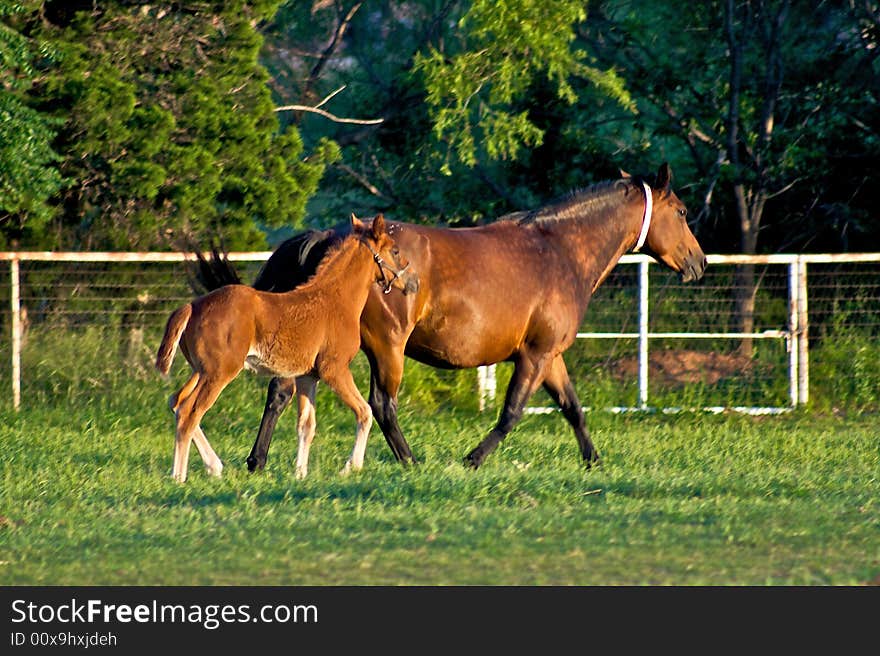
638,259 -> 649,409
788,260 -> 799,407
797,258 -> 809,405
10,256 -> 21,411
477,364 -> 496,412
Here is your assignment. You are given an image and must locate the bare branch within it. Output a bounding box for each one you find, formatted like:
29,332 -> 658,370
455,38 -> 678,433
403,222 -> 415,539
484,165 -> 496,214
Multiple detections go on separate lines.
766,176 -> 802,200
302,2 -> 362,102
274,104 -> 384,125
336,163 -> 389,198
314,85 -> 346,109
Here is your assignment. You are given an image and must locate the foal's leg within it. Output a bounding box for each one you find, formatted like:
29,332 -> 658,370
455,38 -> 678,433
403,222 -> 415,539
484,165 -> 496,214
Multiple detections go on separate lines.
170,372 -> 200,483
541,354 -> 600,466
247,376 -> 295,472
172,373 -> 230,483
322,367 -> 373,475
465,352 -> 551,469
365,347 -> 415,464
293,375 -> 318,480
192,427 -> 224,477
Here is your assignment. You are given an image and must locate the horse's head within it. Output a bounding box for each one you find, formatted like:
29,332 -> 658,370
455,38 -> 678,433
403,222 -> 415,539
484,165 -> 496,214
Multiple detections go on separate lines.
628,163 -> 707,283
352,213 -> 419,295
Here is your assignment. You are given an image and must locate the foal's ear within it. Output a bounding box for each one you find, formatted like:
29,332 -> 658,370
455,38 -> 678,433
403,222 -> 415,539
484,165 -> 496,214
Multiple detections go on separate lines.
350,212 -> 365,230
371,212 -> 386,238
655,163 -> 672,193
619,168 -> 631,179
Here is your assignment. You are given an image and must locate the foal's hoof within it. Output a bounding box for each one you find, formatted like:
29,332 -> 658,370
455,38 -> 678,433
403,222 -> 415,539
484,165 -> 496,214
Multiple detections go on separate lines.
246,456 -> 265,473
584,454 -> 601,470
340,460 -> 363,476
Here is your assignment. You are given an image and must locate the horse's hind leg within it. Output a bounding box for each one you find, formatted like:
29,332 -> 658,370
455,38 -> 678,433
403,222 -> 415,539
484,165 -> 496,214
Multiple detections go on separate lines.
322,367 -> 372,475
541,354 -> 599,467
247,376 -> 295,472
294,375 -> 318,480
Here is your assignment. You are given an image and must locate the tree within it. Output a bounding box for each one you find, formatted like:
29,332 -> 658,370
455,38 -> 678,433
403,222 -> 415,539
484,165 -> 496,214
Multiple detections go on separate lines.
0,0 -> 64,248
579,0 -> 880,353
10,0 -> 338,250
261,0 -> 637,230
413,0 -> 633,169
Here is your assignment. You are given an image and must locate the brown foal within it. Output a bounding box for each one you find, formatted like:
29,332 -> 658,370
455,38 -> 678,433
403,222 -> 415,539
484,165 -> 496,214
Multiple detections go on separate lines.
155,213 -> 417,482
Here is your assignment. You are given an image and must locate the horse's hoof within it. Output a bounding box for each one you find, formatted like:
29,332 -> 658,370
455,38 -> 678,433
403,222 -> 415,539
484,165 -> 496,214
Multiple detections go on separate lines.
463,450 -> 483,469
246,456 -> 264,473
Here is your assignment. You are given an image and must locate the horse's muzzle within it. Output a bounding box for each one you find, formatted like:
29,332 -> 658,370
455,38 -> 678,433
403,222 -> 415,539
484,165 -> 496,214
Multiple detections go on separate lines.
680,253 -> 707,283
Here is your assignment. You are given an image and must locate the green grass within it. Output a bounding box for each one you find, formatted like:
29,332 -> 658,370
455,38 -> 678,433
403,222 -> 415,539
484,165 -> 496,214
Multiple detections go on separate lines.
1,367 -> 878,586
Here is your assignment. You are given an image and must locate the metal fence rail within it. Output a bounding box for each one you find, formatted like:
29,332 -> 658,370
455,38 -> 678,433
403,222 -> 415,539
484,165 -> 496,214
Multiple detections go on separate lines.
1,251 -> 878,413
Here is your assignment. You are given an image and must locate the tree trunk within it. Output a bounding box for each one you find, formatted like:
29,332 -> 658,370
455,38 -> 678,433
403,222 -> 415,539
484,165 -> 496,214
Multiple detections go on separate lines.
733,185 -> 764,357
726,0 -> 786,359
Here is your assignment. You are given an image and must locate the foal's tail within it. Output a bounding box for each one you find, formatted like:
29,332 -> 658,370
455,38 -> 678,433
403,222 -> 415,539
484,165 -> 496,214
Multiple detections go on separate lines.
156,304 -> 192,375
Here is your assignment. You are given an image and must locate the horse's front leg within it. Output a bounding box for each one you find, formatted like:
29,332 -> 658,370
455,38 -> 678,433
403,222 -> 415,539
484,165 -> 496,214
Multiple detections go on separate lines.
247,376 -> 295,472
464,352 -> 550,469
365,347 -> 416,465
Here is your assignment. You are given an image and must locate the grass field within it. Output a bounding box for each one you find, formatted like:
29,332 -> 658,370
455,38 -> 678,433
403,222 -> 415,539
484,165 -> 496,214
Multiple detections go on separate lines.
1,358 -> 878,587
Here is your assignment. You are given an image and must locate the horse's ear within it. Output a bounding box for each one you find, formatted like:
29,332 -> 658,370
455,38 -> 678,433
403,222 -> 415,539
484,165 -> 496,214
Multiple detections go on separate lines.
619,168 -> 631,179
350,212 -> 364,230
655,163 -> 672,192
371,212 -> 386,238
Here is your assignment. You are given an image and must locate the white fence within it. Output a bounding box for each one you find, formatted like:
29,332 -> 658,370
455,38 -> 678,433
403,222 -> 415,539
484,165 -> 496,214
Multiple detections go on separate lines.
473,252 -> 880,415
1,251 -> 878,413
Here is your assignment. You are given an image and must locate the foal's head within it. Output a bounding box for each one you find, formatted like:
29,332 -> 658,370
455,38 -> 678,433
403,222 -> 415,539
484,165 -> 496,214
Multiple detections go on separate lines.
352,212 -> 419,295
628,163 -> 707,283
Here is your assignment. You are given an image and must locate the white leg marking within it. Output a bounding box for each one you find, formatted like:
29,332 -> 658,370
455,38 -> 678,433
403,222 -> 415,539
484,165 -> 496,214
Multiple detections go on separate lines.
192,426 -> 223,477
294,378 -> 318,480
172,424 -> 191,484
342,407 -> 372,475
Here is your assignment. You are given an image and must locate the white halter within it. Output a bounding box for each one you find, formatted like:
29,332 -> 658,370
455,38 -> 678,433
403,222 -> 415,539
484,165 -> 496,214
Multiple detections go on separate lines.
633,181 -> 653,252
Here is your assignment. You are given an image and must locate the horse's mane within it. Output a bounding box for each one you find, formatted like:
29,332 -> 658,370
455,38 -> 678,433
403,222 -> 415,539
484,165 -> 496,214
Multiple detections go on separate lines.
516,178 -> 635,227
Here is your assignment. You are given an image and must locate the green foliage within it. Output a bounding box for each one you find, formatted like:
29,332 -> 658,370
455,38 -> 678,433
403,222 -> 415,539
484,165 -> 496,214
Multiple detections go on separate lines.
579,0 -> 880,252
0,1 -> 65,246
414,0 -> 633,168
3,1 -> 338,250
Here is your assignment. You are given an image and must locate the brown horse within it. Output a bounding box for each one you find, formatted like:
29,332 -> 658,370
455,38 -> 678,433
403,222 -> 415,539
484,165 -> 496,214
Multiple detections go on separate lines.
195,163 -> 707,471
156,213 -> 418,482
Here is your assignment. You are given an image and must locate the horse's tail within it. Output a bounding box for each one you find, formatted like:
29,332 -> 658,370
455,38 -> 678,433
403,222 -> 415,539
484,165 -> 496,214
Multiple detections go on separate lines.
156,304 -> 192,375
186,243 -> 242,295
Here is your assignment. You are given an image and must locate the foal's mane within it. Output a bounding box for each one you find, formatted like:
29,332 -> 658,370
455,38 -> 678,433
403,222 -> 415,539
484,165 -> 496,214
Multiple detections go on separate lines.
293,229 -> 367,293
516,178 -> 636,227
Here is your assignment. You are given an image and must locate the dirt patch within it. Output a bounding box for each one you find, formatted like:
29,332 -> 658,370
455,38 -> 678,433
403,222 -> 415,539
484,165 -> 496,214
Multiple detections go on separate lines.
611,349 -> 756,386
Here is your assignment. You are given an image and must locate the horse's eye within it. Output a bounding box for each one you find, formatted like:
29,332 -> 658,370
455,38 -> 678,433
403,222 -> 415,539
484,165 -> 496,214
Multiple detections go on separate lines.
678,208 -> 687,218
